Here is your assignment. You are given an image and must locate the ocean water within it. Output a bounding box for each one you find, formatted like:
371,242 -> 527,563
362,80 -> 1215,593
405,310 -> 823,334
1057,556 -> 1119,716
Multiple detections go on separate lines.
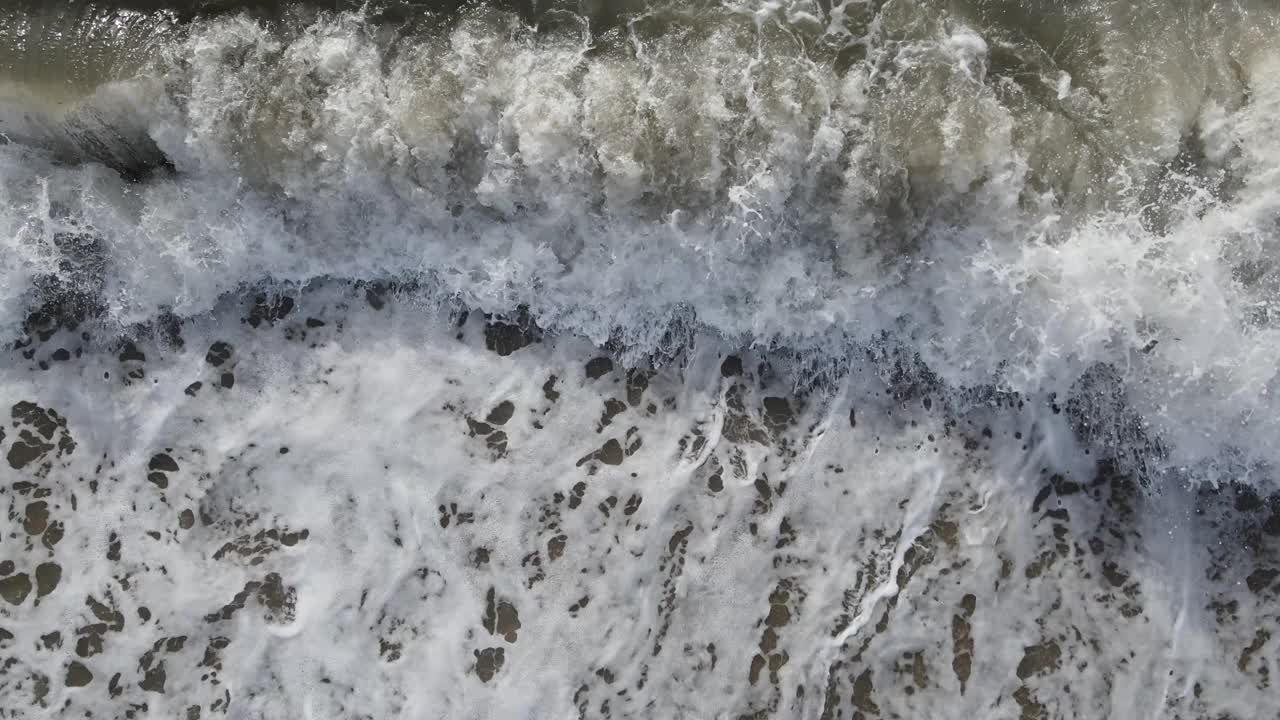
1,1 -> 1279,718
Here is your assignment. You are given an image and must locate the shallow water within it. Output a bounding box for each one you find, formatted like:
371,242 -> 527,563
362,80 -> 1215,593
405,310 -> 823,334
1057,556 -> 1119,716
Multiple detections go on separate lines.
2,1 -> 1280,718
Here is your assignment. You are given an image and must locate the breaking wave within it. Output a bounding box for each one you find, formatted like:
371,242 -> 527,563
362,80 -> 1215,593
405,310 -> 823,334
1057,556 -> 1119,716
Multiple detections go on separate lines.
3,0 -> 1280,483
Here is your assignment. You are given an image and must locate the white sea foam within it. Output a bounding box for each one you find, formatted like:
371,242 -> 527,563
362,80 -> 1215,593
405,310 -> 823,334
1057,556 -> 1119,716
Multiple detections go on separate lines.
1,284 -> 1272,718
2,4 -> 1280,715
0,3 -> 1277,482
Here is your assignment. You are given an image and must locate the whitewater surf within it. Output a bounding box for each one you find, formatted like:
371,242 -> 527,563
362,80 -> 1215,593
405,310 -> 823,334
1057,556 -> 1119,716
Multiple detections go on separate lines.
1,1 -> 1279,717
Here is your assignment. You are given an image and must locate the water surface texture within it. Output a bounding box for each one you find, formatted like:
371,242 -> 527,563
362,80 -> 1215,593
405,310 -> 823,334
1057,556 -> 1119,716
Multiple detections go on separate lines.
1,1 -> 1279,718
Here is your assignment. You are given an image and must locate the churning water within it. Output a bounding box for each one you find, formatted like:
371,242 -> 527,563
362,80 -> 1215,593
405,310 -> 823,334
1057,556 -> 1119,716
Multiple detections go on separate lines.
1,1 -> 1279,717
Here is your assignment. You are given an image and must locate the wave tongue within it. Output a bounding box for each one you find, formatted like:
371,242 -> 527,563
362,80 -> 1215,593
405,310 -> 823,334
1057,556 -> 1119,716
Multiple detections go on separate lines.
0,2 -> 181,176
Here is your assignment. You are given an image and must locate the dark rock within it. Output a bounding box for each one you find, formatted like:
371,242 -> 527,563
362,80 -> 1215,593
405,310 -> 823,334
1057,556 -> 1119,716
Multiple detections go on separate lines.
246,294 -> 295,327
0,573 -> 32,605
474,647 -> 504,682
65,661 -> 93,687
149,453 -> 180,472
586,357 -> 614,380
486,401 -> 515,425
483,307 -> 541,356
721,355 -> 743,377
35,562 -> 61,597
205,342 -> 233,367
118,340 -> 146,363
